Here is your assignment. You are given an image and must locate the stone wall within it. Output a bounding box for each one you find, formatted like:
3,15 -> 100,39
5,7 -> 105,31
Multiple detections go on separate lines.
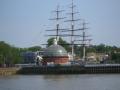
0,68 -> 20,76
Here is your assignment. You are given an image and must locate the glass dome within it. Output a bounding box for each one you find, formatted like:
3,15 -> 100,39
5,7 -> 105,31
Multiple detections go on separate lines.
43,44 -> 68,56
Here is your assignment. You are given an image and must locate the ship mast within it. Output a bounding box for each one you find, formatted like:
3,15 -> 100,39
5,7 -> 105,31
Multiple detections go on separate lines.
74,20 -> 92,61
46,5 -> 65,43
61,0 -> 82,61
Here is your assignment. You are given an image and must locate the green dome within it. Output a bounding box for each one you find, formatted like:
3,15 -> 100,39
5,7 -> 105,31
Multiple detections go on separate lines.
44,44 -> 68,56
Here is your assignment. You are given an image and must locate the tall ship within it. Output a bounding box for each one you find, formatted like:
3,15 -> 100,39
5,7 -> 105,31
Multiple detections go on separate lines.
42,0 -> 91,66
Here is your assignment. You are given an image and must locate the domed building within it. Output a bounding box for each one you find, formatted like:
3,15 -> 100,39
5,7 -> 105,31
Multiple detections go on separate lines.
42,38 -> 69,65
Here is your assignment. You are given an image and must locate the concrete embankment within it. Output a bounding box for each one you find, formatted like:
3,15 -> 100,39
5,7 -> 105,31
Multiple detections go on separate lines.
0,68 -> 20,76
17,66 -> 85,74
1,64 -> 120,75
17,65 -> 120,74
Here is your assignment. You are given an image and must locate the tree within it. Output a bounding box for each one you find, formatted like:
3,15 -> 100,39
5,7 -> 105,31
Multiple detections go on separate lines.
94,44 -> 106,53
28,46 -> 42,52
111,52 -> 120,63
0,41 -> 23,66
0,41 -> 11,65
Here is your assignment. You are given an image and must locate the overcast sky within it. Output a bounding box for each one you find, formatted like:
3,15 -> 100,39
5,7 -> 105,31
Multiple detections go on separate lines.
0,0 -> 120,48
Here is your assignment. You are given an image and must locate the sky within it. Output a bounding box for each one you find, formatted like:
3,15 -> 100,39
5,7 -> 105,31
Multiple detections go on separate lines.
0,0 -> 120,48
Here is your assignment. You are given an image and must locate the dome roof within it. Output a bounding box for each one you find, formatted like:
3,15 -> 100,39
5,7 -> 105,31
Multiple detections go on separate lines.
43,44 -> 68,56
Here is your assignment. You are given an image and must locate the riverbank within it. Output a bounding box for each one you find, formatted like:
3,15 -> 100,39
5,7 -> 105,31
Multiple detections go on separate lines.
0,64 -> 120,75
18,64 -> 120,74
0,68 -> 20,76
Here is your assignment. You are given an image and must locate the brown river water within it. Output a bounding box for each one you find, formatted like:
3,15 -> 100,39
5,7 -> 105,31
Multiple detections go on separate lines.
0,74 -> 120,90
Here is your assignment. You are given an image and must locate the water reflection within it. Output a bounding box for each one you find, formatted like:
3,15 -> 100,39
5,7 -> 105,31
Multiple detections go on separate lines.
43,75 -> 74,80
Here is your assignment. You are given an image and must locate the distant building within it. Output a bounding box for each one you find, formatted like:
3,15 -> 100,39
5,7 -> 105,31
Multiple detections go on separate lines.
21,51 -> 44,64
86,52 -> 109,64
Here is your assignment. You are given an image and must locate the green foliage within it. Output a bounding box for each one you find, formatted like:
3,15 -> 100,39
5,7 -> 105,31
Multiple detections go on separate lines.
0,41 -> 43,66
47,37 -> 54,47
111,52 -> 120,63
94,44 -> 106,53
28,46 -> 42,52
0,41 -> 22,65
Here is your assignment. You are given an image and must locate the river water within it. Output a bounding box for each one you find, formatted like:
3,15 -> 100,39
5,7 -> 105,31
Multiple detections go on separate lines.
0,74 -> 120,90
